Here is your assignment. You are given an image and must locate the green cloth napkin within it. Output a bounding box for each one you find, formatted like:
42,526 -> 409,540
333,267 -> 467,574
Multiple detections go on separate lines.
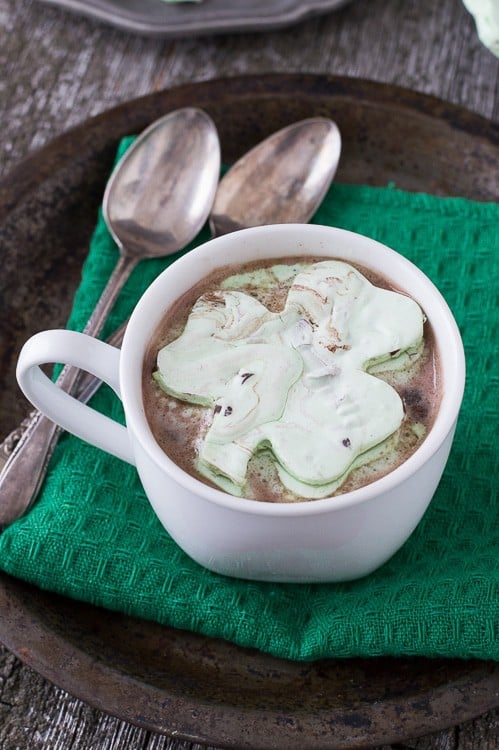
0,137 -> 497,662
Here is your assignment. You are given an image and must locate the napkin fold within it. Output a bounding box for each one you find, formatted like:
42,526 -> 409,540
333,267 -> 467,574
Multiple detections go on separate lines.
0,137 -> 497,662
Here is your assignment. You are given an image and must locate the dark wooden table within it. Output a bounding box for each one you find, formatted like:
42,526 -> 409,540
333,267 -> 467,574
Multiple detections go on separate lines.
0,0 -> 498,748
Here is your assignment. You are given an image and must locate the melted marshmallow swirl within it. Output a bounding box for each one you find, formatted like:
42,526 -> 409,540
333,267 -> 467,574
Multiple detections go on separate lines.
154,261 -> 424,498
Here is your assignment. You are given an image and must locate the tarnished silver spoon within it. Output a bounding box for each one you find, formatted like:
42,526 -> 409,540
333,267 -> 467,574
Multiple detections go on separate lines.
210,117 -> 341,235
89,107 -> 221,334
0,108 -> 221,525
0,116 -> 341,525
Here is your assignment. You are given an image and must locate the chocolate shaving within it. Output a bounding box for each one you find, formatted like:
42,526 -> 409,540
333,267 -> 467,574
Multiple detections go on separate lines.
327,343 -> 351,353
400,388 -> 429,421
214,404 -> 222,414
241,372 -> 254,384
202,291 -> 224,305
292,283 -> 328,304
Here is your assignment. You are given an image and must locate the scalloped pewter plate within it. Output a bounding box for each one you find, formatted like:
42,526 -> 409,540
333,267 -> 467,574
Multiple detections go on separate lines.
37,0 -> 352,37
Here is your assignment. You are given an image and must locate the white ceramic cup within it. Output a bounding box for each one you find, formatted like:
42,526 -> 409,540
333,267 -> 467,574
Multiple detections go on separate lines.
16,225 -> 465,583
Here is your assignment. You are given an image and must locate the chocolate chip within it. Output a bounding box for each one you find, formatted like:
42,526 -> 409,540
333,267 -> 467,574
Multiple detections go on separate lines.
400,388 -> 429,421
224,406 -> 233,416
214,404 -> 222,414
390,349 -> 401,356
241,372 -> 254,384
342,438 -> 351,447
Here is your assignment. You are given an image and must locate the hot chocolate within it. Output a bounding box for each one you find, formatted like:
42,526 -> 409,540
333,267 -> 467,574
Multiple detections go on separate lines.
143,257 -> 441,502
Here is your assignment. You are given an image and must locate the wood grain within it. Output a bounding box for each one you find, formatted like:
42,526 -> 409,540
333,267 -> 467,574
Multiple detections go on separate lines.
0,0 -> 498,747
1,0 -> 498,180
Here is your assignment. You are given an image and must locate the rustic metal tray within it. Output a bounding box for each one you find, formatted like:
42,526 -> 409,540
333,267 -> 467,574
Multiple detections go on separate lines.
0,74 -> 498,749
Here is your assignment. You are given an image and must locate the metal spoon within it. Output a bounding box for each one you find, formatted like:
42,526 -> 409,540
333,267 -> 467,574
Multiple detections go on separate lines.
0,107 -> 221,525
83,107 -> 221,337
210,117 -> 341,235
0,116 -> 341,526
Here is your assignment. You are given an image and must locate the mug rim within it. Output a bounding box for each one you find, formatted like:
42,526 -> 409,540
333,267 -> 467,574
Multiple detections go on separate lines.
121,224 -> 465,517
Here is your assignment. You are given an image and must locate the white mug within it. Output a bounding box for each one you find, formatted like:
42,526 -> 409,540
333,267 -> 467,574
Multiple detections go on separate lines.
16,225 -> 465,583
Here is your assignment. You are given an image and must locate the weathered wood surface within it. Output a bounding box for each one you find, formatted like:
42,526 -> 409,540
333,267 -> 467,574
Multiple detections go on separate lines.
0,0 -> 498,747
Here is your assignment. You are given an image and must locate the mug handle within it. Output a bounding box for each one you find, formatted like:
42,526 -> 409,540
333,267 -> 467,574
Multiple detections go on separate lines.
16,329 -> 135,465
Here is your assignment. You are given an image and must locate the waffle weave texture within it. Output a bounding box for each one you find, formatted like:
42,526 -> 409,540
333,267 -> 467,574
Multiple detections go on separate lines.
0,138 -> 497,661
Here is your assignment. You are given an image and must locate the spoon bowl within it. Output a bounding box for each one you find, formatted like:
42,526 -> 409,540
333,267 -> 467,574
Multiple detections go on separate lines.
104,109 -> 221,258
94,108 -> 220,327
210,118 -> 341,236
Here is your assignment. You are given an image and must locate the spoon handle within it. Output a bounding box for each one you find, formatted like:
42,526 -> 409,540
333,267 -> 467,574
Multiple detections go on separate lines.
0,414 -> 62,526
0,323 -> 128,526
81,253 -> 138,338
0,254 -> 137,526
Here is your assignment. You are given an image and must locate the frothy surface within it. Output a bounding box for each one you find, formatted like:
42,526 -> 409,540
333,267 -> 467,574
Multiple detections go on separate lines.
143,258 -> 441,502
